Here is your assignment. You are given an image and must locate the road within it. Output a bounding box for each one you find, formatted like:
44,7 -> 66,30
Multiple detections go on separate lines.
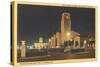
18,49 -> 95,62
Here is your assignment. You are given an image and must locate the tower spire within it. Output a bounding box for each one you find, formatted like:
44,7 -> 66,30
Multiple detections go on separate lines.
61,12 -> 71,44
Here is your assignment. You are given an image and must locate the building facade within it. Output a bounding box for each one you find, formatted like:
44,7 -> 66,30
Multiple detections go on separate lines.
48,12 -> 80,48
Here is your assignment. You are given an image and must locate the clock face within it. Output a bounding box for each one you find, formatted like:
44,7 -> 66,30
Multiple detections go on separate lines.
65,15 -> 70,20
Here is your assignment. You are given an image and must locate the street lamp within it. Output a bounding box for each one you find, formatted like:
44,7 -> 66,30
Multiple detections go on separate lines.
83,40 -> 87,48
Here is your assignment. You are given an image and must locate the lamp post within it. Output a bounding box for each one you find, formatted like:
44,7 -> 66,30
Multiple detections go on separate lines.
21,40 -> 26,58
83,40 -> 87,48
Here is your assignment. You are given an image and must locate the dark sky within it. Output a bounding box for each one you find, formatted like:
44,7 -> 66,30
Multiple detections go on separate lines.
17,4 -> 95,45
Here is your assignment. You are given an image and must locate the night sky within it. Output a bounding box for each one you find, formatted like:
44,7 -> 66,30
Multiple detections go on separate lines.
18,4 -> 95,45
